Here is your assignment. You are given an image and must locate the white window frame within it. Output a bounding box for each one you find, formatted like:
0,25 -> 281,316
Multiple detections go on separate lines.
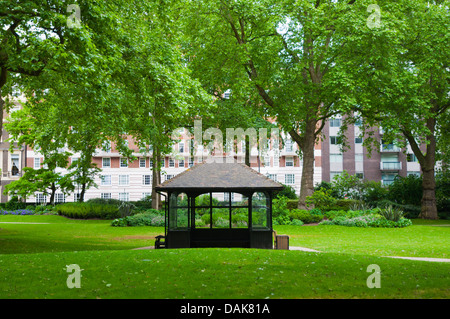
285,174 -> 295,185
101,175 -> 112,186
178,158 -> 185,168
118,175 -> 129,186
34,157 -> 40,169
120,158 -> 128,168
142,175 -> 151,185
285,156 -> 294,167
118,192 -> 129,202
102,157 -> 111,168
139,157 -> 146,168
330,154 -> 343,163
101,193 -> 112,199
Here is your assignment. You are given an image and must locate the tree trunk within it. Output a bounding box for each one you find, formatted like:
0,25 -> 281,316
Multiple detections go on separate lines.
152,149 -> 162,210
290,119 -> 317,210
420,167 -> 438,219
79,183 -> 86,203
49,182 -> 56,205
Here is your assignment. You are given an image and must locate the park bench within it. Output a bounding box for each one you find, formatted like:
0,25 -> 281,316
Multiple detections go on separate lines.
154,235 -> 166,249
273,230 -> 289,250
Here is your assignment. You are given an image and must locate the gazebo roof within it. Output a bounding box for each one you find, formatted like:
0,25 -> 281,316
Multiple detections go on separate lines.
155,160 -> 284,192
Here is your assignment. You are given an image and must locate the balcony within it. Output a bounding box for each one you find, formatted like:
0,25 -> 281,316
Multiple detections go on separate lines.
380,162 -> 402,171
381,144 -> 401,152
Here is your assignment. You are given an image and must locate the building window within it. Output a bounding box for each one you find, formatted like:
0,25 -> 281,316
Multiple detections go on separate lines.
142,175 -> 151,185
382,173 -> 397,185
407,153 -> 418,162
169,158 -> 175,168
102,158 -> 111,168
101,175 -> 111,186
118,175 -> 129,186
36,193 -> 47,204
74,193 -> 81,202
224,192 -> 234,202
355,172 -> 364,179
330,136 -> 341,145
285,139 -> 293,152
285,156 -> 294,167
161,158 -> 165,168
330,171 -> 343,180
273,155 -> 279,167
34,157 -> 41,169
355,119 -> 363,126
407,171 -> 421,177
120,158 -> 128,168
142,193 -> 151,200
179,142 -> 184,153
55,193 -> 65,203
178,158 -> 185,168
267,174 -> 277,182
285,174 -> 295,185
166,175 -> 174,181
355,154 -> 364,162
139,158 -> 146,168
189,157 -> 194,167
329,118 -> 341,127
355,137 -> 363,144
150,159 -> 153,168
101,193 -> 112,199
224,89 -> 231,99
330,154 -> 343,163
119,192 -> 129,202
11,154 -> 19,176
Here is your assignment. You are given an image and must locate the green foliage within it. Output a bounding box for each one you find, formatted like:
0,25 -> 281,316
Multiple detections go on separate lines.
111,210 -> 165,227
275,184 -> 297,199
289,209 -> 323,224
388,175 -> 422,206
306,188 -> 337,210
57,202 -> 119,220
5,196 -> 26,211
378,205 -> 405,222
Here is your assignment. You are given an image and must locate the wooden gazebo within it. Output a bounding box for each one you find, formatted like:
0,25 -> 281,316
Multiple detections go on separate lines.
155,161 -> 284,249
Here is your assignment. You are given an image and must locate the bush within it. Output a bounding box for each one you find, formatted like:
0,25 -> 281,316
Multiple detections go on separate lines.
378,205 -> 404,222
306,188 -> 336,209
0,209 -> 34,215
5,196 -> 26,211
289,209 -> 323,224
286,200 -> 298,210
290,219 -> 304,226
319,214 -> 412,228
375,200 -> 421,219
111,210 -> 165,227
57,202 -> 120,219
275,184 -> 298,199
388,175 -> 422,206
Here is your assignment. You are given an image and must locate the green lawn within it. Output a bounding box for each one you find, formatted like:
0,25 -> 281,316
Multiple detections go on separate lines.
0,215 -> 449,299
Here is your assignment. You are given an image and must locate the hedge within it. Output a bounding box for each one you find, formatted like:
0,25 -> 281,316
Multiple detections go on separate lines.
56,202 -> 120,219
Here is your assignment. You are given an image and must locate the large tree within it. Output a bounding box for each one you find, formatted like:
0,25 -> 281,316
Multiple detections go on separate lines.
181,0 -> 372,208
342,0 -> 449,219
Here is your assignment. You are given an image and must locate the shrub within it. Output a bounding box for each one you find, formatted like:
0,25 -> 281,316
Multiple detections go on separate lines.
5,196 -> 26,211
289,209 -> 323,224
319,214 -> 412,228
306,188 -> 337,209
118,202 -> 136,218
111,210 -> 165,227
275,184 -> 298,199
57,202 -> 120,219
286,200 -> 298,210
388,175 -> 422,206
290,219 -> 304,226
378,205 -> 404,222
